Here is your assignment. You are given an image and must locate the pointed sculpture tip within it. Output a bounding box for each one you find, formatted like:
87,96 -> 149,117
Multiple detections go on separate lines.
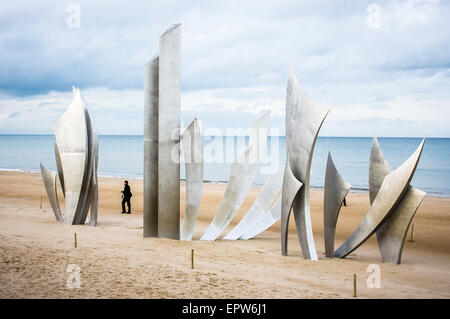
162,23 -> 182,37
289,64 -> 295,73
372,136 -> 380,146
74,87 -> 81,100
288,65 -> 297,79
417,138 -> 426,153
260,109 -> 271,118
145,55 -> 159,68
415,137 -> 425,150
288,65 -> 301,89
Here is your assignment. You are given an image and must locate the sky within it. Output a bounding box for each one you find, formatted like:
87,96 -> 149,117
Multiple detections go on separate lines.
0,0 -> 449,136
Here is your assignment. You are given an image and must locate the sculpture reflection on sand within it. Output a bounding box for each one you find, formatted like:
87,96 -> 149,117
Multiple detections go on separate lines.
40,86 -> 98,225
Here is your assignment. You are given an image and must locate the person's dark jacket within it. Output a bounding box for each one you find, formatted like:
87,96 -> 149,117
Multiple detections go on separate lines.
122,185 -> 132,199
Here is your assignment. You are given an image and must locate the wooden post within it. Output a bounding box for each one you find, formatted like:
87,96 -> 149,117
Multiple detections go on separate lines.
353,274 -> 357,297
191,249 -> 194,269
74,232 -> 77,248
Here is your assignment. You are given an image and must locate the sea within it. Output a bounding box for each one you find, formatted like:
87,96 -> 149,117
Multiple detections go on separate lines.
0,135 -> 449,197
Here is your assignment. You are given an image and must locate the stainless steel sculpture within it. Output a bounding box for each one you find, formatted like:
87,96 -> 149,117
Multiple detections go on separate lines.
76,108 -> 95,225
224,167 -> 283,240
143,56 -> 159,237
45,87 -> 99,225
88,132 -> 99,226
54,143 -> 65,196
281,68 -> 329,260
200,111 -> 270,241
281,157 -> 304,255
54,89 -> 89,224
143,24 -> 181,239
370,137 -> 426,264
181,118 -> 203,241
40,163 -> 64,222
334,139 -> 425,258
158,24 -> 181,240
323,152 -> 351,257
200,147 -> 257,241
240,197 -> 281,240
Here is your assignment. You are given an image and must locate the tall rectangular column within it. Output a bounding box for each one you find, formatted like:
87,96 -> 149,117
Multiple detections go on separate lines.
143,56 -> 159,237
157,24 -> 181,239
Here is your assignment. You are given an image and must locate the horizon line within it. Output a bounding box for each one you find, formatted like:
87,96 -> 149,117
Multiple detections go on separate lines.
0,133 -> 446,139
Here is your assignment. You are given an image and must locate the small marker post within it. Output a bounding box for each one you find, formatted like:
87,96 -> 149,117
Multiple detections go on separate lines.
191,249 -> 194,269
409,223 -> 414,242
74,232 -> 77,248
40,195 -> 42,209
353,274 -> 357,297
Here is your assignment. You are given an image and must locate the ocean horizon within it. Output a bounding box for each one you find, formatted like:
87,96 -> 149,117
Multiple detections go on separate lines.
1,134 -> 449,197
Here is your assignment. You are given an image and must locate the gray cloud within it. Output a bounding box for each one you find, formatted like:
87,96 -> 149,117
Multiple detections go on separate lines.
0,0 -> 449,136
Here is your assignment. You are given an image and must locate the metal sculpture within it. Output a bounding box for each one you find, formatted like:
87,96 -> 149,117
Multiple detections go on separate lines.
281,67 -> 329,260
281,157 -> 304,254
201,111 -> 270,241
40,87 -> 98,225
76,107 -> 95,225
143,24 -> 182,240
334,139 -> 425,258
240,197 -> 281,240
370,137 -> 426,264
88,132 -> 99,226
181,118 -> 203,241
54,89 -> 88,224
200,147 -> 257,241
323,152 -> 351,257
143,55 -> 159,237
40,163 -> 64,222
224,167 -> 283,240
54,143 -> 65,196
158,24 -> 182,239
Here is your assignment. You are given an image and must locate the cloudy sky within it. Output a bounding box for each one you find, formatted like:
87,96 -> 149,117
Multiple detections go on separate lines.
0,0 -> 449,136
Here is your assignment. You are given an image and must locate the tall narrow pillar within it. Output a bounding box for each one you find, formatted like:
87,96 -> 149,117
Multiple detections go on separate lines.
143,56 -> 159,237
158,24 -> 181,239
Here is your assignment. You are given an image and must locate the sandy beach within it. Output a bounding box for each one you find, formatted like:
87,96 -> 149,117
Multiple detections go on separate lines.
0,170 -> 449,298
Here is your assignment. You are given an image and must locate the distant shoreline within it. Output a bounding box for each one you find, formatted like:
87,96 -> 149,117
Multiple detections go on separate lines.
2,168 -> 448,198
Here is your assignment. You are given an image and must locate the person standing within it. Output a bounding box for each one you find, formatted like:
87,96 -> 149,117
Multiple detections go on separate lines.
121,180 -> 132,214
